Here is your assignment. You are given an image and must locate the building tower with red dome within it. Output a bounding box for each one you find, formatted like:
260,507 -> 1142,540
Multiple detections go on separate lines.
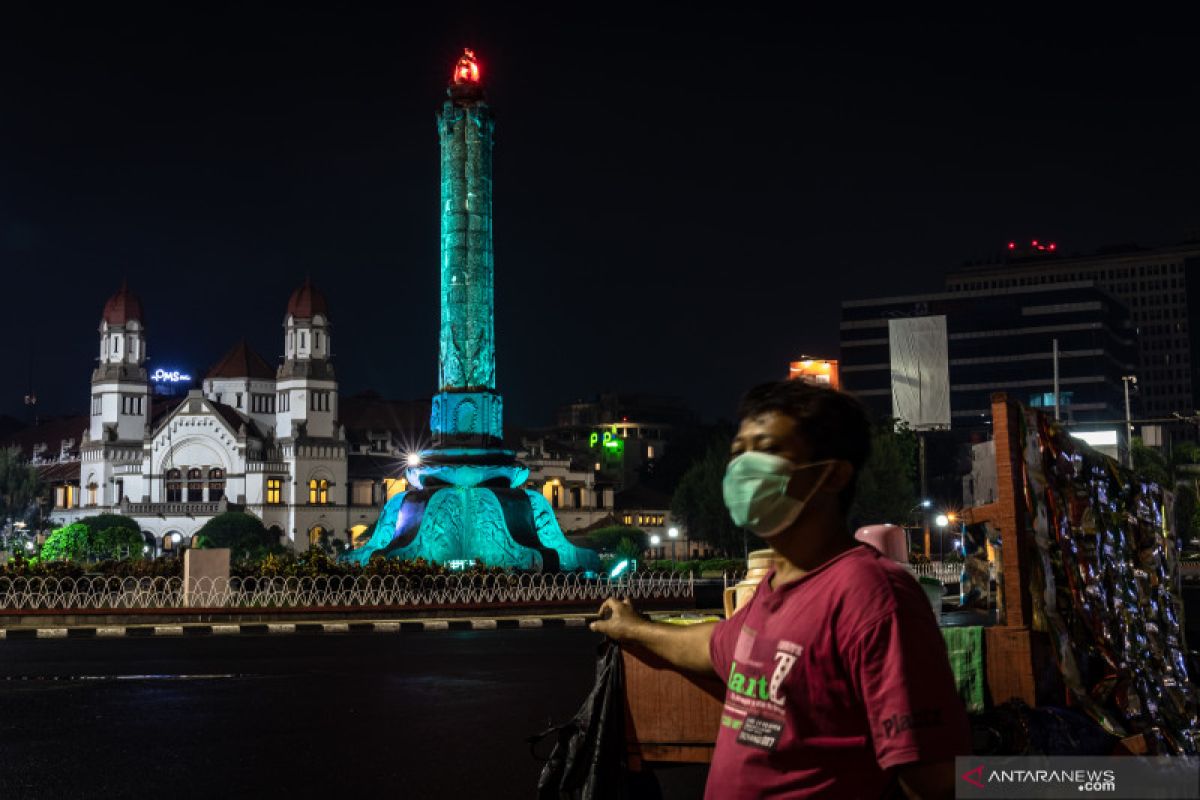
273,279 -> 347,543
89,280 -> 149,445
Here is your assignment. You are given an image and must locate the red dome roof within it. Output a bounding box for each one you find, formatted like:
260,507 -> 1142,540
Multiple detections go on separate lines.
286,278 -> 328,318
102,281 -> 144,325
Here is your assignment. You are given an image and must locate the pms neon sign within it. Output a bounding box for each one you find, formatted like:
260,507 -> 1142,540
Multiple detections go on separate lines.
151,369 -> 192,383
588,427 -> 624,454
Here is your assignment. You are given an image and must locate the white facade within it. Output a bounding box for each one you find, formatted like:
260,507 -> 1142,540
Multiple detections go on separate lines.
52,283 -> 351,554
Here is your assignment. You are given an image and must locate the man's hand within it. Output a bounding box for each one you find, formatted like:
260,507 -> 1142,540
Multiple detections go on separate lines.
590,597 -> 718,677
589,597 -> 647,643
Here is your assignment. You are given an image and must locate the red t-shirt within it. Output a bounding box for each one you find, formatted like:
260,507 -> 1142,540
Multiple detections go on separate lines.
705,544 -> 970,799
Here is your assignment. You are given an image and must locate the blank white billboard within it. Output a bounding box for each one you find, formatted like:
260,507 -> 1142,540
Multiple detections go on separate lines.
888,316 -> 951,431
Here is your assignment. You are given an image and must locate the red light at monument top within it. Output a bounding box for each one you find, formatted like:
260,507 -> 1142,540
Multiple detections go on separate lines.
453,49 -> 481,84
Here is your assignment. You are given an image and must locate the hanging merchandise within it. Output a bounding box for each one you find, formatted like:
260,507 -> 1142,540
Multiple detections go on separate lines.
1018,407 -> 1199,754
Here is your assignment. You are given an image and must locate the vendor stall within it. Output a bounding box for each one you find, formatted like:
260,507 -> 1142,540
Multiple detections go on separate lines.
622,393 -> 1198,769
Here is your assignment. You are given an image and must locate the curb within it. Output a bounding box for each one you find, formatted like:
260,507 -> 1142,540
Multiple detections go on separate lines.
0,618 -> 585,639
0,611 -> 711,642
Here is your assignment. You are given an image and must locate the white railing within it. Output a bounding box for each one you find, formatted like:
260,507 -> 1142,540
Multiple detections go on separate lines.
910,561 -> 965,584
0,571 -> 694,611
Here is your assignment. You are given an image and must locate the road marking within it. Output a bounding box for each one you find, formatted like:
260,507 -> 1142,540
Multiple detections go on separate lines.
322,623 -> 349,634
36,628 -> 68,638
268,624 -> 296,634
373,622 -> 399,632
212,625 -> 240,635
518,618 -> 543,628
423,620 -> 449,631
153,626 -> 184,636
470,619 -> 497,630
563,617 -> 587,627
96,627 -> 126,637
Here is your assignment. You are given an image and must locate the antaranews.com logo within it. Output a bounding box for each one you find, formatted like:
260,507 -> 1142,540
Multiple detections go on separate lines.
954,756 -> 1199,799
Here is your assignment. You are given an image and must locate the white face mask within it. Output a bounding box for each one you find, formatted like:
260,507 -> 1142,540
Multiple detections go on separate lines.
721,452 -> 836,537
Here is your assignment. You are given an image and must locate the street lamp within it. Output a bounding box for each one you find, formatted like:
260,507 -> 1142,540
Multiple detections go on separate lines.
934,514 -> 950,559
668,526 -> 679,561
650,534 -> 661,560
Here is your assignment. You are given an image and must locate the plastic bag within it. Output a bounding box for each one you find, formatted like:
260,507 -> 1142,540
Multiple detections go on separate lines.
531,641 -> 629,800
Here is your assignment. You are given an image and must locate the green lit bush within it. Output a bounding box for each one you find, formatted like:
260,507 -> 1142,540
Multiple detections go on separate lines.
39,523 -> 92,562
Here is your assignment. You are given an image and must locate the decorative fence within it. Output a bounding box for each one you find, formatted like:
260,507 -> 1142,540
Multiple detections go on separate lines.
909,560 -> 965,585
0,571 -> 694,611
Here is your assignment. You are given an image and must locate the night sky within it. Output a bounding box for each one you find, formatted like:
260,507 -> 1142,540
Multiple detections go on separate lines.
3,7 -> 1199,427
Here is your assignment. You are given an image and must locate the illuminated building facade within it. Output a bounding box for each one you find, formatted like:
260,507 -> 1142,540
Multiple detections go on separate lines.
343,50 -> 598,571
788,357 -> 840,389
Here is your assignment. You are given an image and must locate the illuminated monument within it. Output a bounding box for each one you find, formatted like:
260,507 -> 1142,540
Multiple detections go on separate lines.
345,51 -> 598,571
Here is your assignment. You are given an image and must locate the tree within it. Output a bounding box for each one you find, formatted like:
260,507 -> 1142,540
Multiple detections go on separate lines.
1132,437 -> 1200,549
194,512 -> 276,560
586,525 -> 649,554
671,435 -> 751,556
1132,438 -> 1170,486
93,527 -> 143,559
848,420 -> 919,532
0,447 -> 44,526
79,513 -> 141,539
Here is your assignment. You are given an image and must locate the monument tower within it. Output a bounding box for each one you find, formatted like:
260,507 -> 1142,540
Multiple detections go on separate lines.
346,51 -> 598,571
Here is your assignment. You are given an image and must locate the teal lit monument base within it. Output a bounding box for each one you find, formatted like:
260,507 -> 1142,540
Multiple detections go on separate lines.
342,50 -> 599,572
342,442 -> 599,571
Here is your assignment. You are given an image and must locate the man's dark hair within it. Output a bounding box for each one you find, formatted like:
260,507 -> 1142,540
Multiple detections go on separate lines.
736,381 -> 872,512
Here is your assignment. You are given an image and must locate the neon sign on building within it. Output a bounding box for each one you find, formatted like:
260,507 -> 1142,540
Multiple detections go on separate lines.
151,368 -> 192,383
588,427 -> 625,455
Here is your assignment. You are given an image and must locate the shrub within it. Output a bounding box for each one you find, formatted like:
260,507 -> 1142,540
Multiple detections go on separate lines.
40,523 -> 92,562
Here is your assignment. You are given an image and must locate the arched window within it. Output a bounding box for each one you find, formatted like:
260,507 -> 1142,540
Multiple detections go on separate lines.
166,469 -> 182,503
309,479 -> 318,504
187,468 -> 203,502
319,479 -> 328,504
208,468 -> 225,502
308,479 -> 329,505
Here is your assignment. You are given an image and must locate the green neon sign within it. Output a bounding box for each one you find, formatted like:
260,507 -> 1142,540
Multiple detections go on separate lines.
589,427 -> 624,455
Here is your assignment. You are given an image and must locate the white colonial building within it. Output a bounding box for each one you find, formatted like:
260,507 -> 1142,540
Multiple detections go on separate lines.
31,280 -> 367,554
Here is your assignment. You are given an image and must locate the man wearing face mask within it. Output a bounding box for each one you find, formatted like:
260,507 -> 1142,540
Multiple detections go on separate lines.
591,381 -> 969,799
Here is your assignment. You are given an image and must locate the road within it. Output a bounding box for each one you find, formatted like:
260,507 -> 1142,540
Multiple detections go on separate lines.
0,627 -> 708,799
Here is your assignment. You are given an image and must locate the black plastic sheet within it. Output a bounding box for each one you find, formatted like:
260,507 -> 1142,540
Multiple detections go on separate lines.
531,642 -> 630,799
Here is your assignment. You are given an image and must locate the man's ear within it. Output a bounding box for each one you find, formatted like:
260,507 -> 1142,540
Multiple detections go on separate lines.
820,461 -> 855,496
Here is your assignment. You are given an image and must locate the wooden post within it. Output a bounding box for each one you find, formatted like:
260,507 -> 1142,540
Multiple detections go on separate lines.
982,393 -> 1062,707
990,392 -> 1033,629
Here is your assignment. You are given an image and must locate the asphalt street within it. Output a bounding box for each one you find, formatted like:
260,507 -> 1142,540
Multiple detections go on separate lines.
0,628 -> 708,799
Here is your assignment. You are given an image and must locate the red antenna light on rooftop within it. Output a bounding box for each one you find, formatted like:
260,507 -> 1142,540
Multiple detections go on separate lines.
1048,242 -> 1057,251
453,48 -> 481,85
1007,242 -> 1016,250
